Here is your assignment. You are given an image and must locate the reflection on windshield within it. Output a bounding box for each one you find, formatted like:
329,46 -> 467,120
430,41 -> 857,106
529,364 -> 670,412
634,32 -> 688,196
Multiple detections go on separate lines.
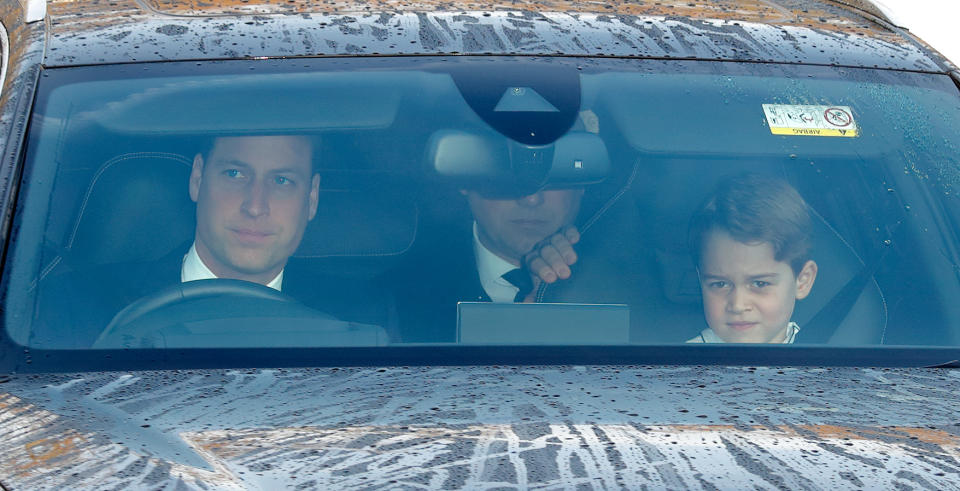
7,58 -> 960,351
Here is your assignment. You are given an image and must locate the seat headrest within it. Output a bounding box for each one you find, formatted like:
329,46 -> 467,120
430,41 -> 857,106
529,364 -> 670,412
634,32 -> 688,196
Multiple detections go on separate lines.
68,152 -> 195,265
294,188 -> 417,258
68,153 -> 418,266
632,160 -> 886,344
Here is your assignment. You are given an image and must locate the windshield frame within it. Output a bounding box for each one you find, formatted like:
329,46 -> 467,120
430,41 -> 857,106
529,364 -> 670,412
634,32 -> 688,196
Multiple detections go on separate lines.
6,342 -> 960,373
4,55 -> 960,373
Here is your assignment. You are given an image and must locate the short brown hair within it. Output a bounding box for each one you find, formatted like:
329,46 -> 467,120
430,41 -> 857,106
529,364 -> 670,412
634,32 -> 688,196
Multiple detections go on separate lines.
201,134 -> 320,174
689,173 -> 813,275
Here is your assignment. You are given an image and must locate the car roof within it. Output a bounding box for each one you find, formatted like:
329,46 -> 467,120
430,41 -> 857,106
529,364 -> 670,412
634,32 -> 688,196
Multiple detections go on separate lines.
43,0 -> 949,71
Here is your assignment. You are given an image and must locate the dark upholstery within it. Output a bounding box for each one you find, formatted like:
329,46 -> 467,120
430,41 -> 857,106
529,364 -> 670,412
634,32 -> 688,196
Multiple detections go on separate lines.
67,152 -> 195,266
295,189 -> 418,260
633,159 -> 887,344
57,152 -> 418,276
544,157 -> 888,345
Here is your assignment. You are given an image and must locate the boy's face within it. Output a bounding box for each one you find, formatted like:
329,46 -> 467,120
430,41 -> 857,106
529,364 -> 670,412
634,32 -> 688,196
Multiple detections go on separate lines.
698,229 -> 817,343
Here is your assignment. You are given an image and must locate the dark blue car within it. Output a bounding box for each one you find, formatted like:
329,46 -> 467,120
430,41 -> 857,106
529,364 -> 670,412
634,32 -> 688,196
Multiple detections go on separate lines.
1,0 -> 959,488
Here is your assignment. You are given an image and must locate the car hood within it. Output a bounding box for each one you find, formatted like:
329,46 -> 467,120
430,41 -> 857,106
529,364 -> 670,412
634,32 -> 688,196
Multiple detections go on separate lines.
1,365 -> 959,488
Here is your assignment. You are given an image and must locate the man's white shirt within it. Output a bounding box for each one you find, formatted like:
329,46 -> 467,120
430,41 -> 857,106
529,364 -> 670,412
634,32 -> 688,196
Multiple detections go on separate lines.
181,242 -> 283,291
472,222 -> 521,303
686,322 -> 801,344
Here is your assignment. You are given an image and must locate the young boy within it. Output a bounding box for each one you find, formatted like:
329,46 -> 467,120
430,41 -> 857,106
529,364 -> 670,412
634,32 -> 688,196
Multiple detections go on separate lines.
686,174 -> 818,344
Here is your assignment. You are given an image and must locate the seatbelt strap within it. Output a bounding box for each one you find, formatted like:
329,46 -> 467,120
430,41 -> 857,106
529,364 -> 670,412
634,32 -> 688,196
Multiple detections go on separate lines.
803,246 -> 887,343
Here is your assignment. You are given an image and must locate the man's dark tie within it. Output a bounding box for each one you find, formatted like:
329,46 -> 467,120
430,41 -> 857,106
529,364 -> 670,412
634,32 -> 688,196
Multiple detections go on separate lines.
502,268 -> 534,302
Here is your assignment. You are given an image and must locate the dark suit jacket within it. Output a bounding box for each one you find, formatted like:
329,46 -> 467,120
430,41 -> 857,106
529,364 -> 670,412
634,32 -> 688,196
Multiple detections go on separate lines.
32,245 -> 395,348
386,222 -> 493,343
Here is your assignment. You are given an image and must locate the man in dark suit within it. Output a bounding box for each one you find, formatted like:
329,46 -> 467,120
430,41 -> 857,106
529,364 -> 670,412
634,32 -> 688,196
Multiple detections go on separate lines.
185,135 -> 317,286
33,135 -> 391,348
391,187 -> 584,342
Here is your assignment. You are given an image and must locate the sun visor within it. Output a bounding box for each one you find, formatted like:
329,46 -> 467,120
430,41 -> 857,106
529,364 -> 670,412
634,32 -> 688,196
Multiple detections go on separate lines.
57,72 -> 423,134
591,71 -> 912,158
428,129 -> 609,196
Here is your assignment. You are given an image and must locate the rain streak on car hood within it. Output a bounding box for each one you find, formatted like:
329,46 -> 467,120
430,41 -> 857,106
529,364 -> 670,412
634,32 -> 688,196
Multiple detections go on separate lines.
1,365 -> 959,488
42,0 -> 947,71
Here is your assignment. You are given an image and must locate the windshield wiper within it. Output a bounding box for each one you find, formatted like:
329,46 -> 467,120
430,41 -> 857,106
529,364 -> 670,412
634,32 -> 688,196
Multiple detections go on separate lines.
924,359 -> 960,369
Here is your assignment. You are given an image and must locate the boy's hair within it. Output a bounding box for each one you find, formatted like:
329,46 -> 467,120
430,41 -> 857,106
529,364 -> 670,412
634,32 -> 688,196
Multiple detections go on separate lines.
688,173 -> 813,275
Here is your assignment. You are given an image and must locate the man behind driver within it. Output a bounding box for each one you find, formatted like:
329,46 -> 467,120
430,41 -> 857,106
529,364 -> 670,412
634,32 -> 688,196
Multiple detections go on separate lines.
463,188 -> 583,303
390,185 -> 584,342
33,135 -> 391,347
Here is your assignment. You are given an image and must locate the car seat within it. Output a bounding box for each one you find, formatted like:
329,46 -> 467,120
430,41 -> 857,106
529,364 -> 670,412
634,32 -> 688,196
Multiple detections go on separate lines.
542,156 -> 888,345
39,151 -> 419,282
39,152 -> 196,283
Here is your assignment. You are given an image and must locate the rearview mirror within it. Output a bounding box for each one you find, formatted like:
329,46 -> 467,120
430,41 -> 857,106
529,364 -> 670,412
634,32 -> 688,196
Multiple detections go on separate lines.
427,130 -> 609,196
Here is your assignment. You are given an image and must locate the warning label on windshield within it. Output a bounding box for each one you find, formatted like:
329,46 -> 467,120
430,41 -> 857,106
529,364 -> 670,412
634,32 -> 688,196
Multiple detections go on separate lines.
762,104 -> 858,137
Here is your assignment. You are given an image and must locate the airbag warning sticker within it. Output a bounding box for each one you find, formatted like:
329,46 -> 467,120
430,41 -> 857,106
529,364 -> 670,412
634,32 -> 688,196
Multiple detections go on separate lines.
762,104 -> 858,137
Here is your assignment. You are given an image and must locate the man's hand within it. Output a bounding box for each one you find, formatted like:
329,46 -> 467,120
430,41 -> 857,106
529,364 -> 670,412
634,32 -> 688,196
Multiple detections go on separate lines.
523,225 -> 581,284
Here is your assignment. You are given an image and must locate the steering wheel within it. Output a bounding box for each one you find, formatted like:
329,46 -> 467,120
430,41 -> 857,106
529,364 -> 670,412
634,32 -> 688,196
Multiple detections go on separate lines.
93,279 -> 324,348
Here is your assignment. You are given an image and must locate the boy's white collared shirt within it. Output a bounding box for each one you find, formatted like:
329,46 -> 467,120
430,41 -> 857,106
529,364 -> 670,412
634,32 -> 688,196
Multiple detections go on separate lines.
181,242 -> 283,291
686,322 -> 801,344
472,222 -> 522,303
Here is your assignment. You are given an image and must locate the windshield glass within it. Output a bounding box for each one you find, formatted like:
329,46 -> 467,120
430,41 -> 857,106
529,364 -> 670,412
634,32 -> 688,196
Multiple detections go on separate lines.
5,57 -> 960,364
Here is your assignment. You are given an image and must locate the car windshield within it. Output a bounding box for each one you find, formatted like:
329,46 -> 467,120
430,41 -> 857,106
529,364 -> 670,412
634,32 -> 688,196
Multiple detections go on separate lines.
5,56 -> 960,367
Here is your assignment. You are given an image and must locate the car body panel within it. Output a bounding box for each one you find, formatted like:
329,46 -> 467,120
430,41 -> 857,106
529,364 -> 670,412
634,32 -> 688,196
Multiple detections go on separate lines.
41,0 -> 947,70
2,365 -> 960,488
136,0 -> 887,23
0,0 -> 42,264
